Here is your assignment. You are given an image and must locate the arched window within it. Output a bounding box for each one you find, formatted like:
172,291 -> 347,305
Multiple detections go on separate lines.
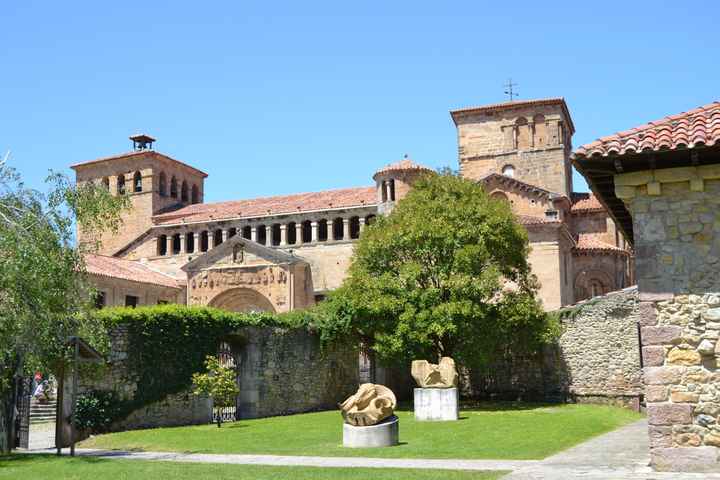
170,176 -> 178,198
117,174 -> 126,195
271,224 -> 281,246
172,234 -> 181,255
389,179 -> 396,201
365,214 -> 376,226
133,171 -> 142,193
214,229 -> 223,246
257,225 -> 267,245
181,181 -> 189,202
242,225 -> 252,239
349,216 -> 360,239
516,117 -> 531,149
200,231 -> 209,252
502,164 -> 515,178
191,184 -> 199,204
287,222 -> 297,245
332,218 -> 344,240
102,177 -> 110,191
228,227 -> 237,238
186,232 -> 195,253
318,219 -> 328,242
157,235 -> 167,256
301,220 -> 312,243
381,181 -> 388,202
533,114 -> 547,146
158,172 -> 167,196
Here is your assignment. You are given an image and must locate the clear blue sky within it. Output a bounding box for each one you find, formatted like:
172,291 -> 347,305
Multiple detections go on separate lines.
2,1 -> 717,201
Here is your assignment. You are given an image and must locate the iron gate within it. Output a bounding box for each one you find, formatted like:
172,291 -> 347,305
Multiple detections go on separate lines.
213,341 -> 240,423
14,377 -> 31,449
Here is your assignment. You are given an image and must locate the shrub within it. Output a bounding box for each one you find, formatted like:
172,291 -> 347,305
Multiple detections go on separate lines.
74,389 -> 122,433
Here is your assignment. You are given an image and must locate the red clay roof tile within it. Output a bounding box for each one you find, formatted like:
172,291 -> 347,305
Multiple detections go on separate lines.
571,192 -> 604,212
574,233 -> 626,253
373,158 -> 434,179
574,101 -> 720,158
153,186 -> 377,225
84,253 -> 183,288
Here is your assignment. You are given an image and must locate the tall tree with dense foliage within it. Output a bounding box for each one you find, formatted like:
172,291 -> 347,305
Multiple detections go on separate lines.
321,171 -> 556,369
0,155 -> 128,453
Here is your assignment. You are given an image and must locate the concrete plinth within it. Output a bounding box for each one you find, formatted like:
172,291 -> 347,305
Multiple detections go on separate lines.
414,387 -> 458,421
342,415 -> 399,448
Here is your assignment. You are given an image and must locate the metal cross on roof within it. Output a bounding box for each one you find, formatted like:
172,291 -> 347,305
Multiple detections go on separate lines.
504,78 -> 518,102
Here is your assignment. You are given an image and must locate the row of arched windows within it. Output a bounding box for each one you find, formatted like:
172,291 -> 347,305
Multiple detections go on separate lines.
156,214 -> 376,256
158,172 -> 200,204
513,114 -> 549,150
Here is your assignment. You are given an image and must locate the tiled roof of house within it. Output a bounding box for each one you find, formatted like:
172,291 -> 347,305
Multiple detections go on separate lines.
84,253 -> 183,289
153,186 -> 377,225
373,158 -> 434,179
450,97 -> 575,133
571,192 -> 604,213
574,233 -> 627,254
516,215 -> 562,226
574,101 -> 720,158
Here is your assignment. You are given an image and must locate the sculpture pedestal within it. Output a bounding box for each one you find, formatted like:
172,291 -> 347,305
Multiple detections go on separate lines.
342,415 -> 399,448
414,387 -> 458,421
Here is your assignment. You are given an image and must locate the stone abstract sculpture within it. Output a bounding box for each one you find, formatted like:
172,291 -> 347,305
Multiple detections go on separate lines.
411,357 -> 458,388
339,383 -> 396,426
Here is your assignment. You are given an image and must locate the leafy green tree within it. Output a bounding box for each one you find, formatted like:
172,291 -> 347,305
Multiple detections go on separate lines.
192,355 -> 240,427
0,155 -> 128,453
320,171 -> 557,370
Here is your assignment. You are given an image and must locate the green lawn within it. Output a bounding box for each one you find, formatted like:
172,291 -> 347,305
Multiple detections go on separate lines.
80,403 -> 643,460
0,455 -> 506,480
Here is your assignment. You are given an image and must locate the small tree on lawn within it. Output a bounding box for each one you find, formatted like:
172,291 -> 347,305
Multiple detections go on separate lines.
318,170 -> 558,370
192,355 -> 240,427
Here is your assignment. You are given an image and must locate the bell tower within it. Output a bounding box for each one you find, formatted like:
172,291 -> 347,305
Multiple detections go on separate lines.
450,98 -> 575,197
71,135 -> 208,255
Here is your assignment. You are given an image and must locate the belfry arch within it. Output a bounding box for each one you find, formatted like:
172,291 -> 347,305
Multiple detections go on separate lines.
208,287 -> 276,313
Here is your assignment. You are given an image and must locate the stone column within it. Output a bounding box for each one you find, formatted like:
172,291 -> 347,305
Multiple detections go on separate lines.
359,217 -> 366,232
192,232 -> 199,253
209,230 -> 216,249
343,218 -> 350,240
295,222 -> 303,244
222,229 -> 228,243
280,224 -> 287,246
179,232 -> 187,254
311,221 -> 318,243
166,235 -> 173,256
615,167 -> 720,472
251,226 -> 257,242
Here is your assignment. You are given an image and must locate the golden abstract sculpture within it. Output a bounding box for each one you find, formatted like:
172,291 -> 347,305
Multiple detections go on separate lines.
411,357 -> 458,388
339,383 -> 397,426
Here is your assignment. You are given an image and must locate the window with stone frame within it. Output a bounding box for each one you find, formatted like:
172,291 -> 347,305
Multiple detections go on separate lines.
125,295 -> 139,308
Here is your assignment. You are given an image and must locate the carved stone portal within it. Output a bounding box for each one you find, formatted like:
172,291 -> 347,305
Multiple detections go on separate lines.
411,357 -> 458,388
339,383 -> 396,426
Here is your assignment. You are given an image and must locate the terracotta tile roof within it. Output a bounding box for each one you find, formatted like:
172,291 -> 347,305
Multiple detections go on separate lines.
450,97 -> 575,133
70,150 -> 208,177
574,101 -> 720,158
153,186 -> 377,225
373,158 -> 434,179
516,214 -> 561,225
84,253 -> 183,289
574,233 -> 627,253
571,192 -> 605,213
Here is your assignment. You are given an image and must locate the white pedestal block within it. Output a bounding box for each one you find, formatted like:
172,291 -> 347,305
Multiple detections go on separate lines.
342,415 -> 399,448
414,387 -> 459,421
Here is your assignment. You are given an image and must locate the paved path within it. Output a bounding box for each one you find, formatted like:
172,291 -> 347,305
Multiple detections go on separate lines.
31,419 -> 720,479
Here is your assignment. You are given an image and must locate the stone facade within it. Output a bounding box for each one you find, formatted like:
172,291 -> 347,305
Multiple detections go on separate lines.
616,173 -> 720,471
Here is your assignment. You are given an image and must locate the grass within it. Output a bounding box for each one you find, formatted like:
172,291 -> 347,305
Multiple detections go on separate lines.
0,455 -> 506,479
80,402 -> 643,460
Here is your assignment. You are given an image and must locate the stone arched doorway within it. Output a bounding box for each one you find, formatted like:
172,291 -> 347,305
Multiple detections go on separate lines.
209,288 -> 276,313
574,269 -> 614,302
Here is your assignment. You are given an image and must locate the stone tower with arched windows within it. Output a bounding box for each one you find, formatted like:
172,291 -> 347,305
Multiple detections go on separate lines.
71,134 -> 207,256
450,98 -> 575,197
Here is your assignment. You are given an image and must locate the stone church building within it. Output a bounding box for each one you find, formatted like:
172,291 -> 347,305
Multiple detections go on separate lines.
75,98 -> 633,313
